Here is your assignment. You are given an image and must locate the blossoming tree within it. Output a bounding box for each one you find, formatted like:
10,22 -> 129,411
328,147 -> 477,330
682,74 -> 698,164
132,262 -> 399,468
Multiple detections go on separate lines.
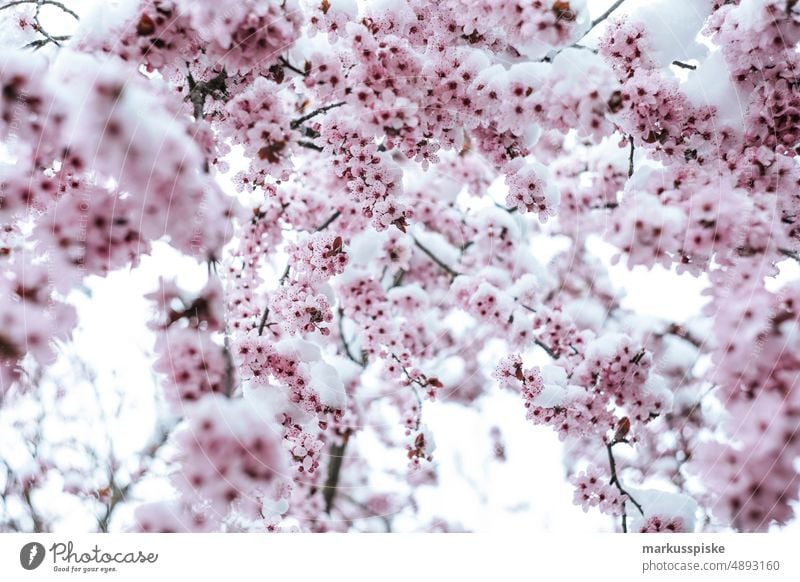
1,0 -> 799,533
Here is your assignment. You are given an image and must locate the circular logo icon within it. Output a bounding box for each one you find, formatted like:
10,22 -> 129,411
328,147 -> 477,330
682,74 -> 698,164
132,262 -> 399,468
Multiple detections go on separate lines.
20,542 -> 46,570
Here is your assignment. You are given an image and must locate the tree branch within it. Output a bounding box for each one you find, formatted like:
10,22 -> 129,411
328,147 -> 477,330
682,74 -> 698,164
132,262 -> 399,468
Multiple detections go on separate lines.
628,135 -> 635,178
291,102 -> 346,130
279,56 -> 308,77
412,236 -> 460,279
661,322 -> 703,348
298,140 -> 324,151
606,439 -> 644,533
22,487 -> 44,532
323,429 -> 353,514
543,0 -> 627,62
223,333 -> 236,397
1,0 -> 78,19
672,60 -> 697,70
534,338 -> 560,360
96,424 -> 172,532
779,247 -> 800,264
186,68 -> 228,120
315,210 -> 341,232
591,0 -> 626,29
337,308 -> 364,367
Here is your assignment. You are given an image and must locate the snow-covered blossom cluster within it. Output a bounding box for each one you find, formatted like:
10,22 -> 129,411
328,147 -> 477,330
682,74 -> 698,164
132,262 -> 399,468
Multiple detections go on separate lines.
1,0 -> 799,535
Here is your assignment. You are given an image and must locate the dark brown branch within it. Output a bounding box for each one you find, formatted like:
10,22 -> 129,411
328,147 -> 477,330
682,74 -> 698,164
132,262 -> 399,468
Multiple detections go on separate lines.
573,44 -> 599,54
323,429 -> 353,514
298,140 -> 324,151
534,338 -> 560,360
22,487 -> 44,532
662,322 -> 703,348
23,33 -> 69,50
186,68 -> 228,120
223,333 -> 236,397
388,268 -> 406,290
779,248 -> 800,264
672,60 -> 697,70
257,307 -> 271,336
291,102 -> 346,130
591,201 -> 619,210
494,202 -> 518,214
412,236 -> 460,279
391,355 -> 425,428
628,136 -> 635,177
337,308 -> 364,366
315,210 -> 341,232
278,56 -> 308,77
606,439 -> 644,533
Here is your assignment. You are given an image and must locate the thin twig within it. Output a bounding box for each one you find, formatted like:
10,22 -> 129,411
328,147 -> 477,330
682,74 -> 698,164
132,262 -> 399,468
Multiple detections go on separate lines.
543,0 -> 627,62
97,424 -> 172,532
606,439 -> 644,533
315,210 -> 341,232
1,0 -> 78,19
412,236 -> 460,279
278,56 -> 308,77
323,429 -> 353,514
291,102 -> 346,130
298,140 -> 324,151
779,248 -> 800,264
591,0 -> 626,29
672,60 -> 697,70
186,68 -> 228,120
494,202 -> 518,214
661,323 -> 703,348
22,33 -> 69,50
257,212 -> 340,337
534,338 -> 560,360
222,333 -> 236,397
337,308 -> 363,366
628,135 -> 635,178
257,307 -> 271,336
32,0 -> 61,46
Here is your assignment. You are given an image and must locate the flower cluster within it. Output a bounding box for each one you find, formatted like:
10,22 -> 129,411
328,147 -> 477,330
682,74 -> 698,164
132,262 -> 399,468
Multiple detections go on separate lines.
153,328 -> 228,409
504,161 -> 560,221
35,183 -> 146,292
269,280 -> 335,336
570,466 -> 627,516
0,264 -> 76,398
173,396 -> 288,520
321,114 -> 411,231
287,232 -> 349,284
222,77 -> 295,184
176,0 -> 302,74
